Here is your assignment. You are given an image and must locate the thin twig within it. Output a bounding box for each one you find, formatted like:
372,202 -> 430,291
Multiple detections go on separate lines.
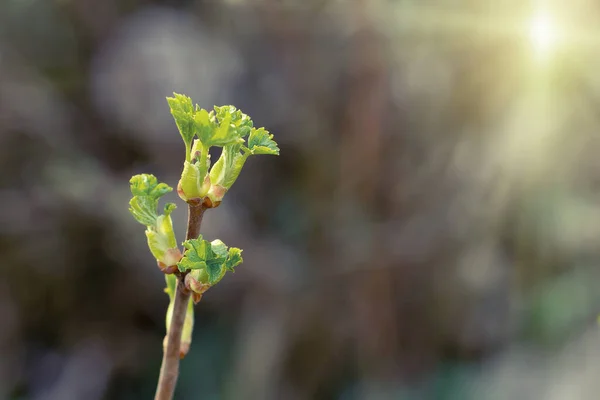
154,203 -> 205,400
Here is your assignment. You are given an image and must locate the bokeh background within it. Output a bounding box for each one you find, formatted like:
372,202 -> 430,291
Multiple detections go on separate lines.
2,0 -> 600,399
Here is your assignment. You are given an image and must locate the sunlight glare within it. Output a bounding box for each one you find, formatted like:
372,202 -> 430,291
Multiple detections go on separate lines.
529,11 -> 559,57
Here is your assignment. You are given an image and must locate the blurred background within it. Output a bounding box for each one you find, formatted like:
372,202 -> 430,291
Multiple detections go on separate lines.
2,0 -> 600,399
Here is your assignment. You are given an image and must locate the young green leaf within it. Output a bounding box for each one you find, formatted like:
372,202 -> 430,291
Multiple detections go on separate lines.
178,138 -> 212,202
185,270 -> 211,302
146,230 -> 180,266
192,108 -> 216,145
178,161 -> 210,201
129,174 -> 173,226
205,259 -> 226,285
177,237 -> 243,286
129,196 -> 159,226
210,239 -> 228,258
208,143 -> 249,198
206,125 -> 278,204
129,174 -> 181,268
214,105 -> 254,138
146,202 -> 180,265
167,93 -> 194,114
130,174 -> 172,198
157,203 -> 177,247
167,93 -> 196,158
248,127 -> 280,155
177,236 -> 210,272
224,247 -> 243,271
194,108 -> 243,148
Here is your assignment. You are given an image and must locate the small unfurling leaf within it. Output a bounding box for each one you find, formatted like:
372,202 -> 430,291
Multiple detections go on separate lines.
224,247 -> 243,271
177,236 -> 210,272
177,237 -> 243,289
167,93 -> 196,158
214,105 -> 253,138
248,127 -> 280,155
129,174 -> 173,226
193,108 -> 217,145
208,143 -> 249,203
129,174 -> 180,268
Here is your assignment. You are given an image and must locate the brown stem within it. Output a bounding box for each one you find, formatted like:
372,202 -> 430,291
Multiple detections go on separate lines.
184,202 -> 205,242
154,203 -> 205,400
154,278 -> 190,400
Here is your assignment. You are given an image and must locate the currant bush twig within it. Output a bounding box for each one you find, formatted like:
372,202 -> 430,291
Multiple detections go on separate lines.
128,94 -> 279,400
155,204 -> 205,400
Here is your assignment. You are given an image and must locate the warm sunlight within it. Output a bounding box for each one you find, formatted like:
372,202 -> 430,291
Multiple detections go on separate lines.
529,11 -> 560,57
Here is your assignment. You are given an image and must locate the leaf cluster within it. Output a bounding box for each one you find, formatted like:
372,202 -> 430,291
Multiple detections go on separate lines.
167,93 -> 279,204
177,236 -> 243,285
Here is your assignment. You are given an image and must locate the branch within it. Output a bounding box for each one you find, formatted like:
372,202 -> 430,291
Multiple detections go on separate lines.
154,203 -> 205,400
